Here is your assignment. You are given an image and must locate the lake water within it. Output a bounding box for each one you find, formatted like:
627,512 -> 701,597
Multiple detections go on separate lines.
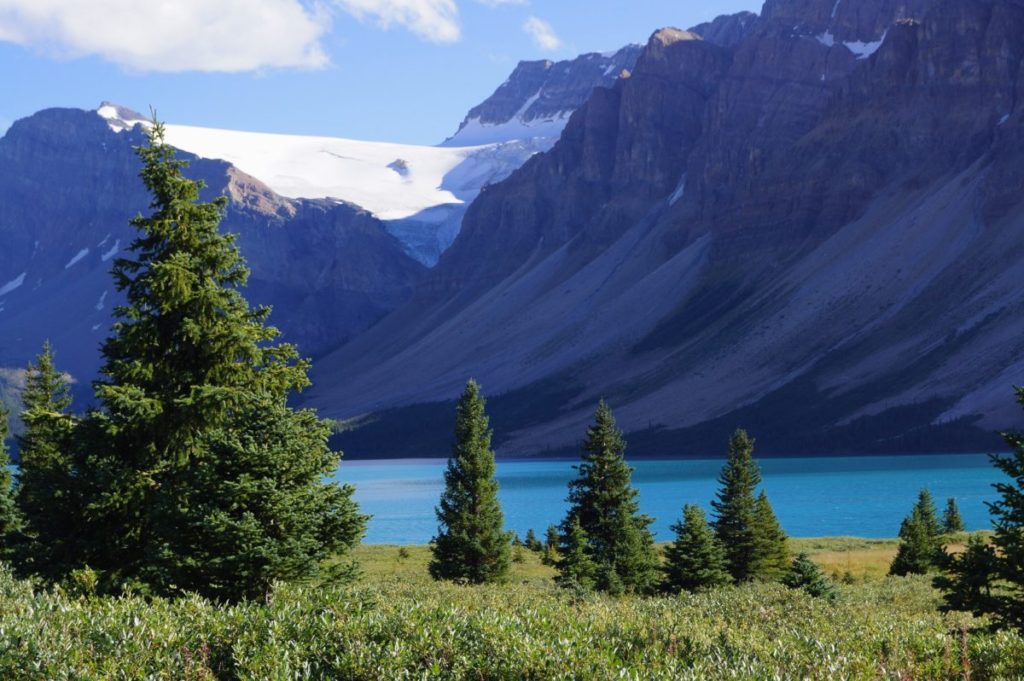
333,454 -> 1005,544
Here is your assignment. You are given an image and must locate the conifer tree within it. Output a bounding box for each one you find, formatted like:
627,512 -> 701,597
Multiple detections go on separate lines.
942,497 -> 966,534
748,491 -> 790,581
935,535 -> 998,616
783,552 -> 837,600
72,121 -> 366,600
662,504 -> 731,593
543,524 -> 559,565
0,403 -> 21,560
524,528 -> 542,552
712,429 -> 762,581
555,515 -> 596,591
430,380 -> 512,584
13,342 -> 78,580
558,401 -> 658,594
889,491 -> 943,576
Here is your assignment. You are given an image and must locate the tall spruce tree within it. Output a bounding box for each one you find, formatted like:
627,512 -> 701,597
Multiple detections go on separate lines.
430,380 -> 512,584
935,535 -> 998,616
748,491 -> 790,581
13,342 -> 78,580
889,490 -> 943,576
712,429 -> 762,582
558,401 -> 658,594
662,504 -> 731,593
942,497 -> 966,534
71,120 -> 366,600
0,402 -> 21,559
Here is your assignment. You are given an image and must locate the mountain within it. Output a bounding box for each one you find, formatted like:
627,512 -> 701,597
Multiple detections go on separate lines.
0,107 -> 424,404
313,0 -> 1024,458
443,45 -> 642,147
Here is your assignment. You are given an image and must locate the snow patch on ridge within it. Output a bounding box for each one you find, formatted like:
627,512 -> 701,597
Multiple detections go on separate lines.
102,240 -> 120,261
65,249 -> 89,269
0,273 -> 26,297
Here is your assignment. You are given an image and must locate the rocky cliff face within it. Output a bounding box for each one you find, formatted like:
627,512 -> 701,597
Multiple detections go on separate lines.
444,45 -> 642,146
0,108 -> 424,399
313,0 -> 1024,458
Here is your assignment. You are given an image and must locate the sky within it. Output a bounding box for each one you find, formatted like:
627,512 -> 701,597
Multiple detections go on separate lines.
0,0 -> 761,145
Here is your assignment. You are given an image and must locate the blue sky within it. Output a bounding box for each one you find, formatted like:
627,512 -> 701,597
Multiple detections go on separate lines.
0,1 -> 761,145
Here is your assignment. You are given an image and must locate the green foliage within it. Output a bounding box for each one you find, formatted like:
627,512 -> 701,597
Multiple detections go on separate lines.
662,504 -> 731,593
890,489 -> 944,577
558,401 -> 658,594
543,524 -> 559,566
936,535 -> 999,617
68,121 -> 365,601
712,429 -> 762,582
11,342 -> 78,581
943,497 -> 966,534
524,528 -> 542,552
429,380 -> 512,584
1,563 -> 1022,679
749,491 -> 790,581
555,516 -> 597,591
783,552 -> 837,600
0,402 -> 20,559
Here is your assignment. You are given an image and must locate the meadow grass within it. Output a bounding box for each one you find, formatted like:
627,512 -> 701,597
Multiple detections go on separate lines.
2,536 -> 1022,679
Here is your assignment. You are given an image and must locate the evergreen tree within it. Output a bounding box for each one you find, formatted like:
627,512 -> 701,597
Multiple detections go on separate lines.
524,528 -> 542,552
984,434 -> 1024,630
0,403 -> 21,559
430,380 -> 512,584
783,552 -> 837,600
935,535 -> 998,616
712,429 -> 762,581
942,497 -> 966,534
72,121 -> 366,600
889,492 -> 943,576
543,524 -> 559,565
748,491 -> 790,581
914,489 -> 943,538
557,401 -> 658,594
12,342 -> 78,580
555,516 -> 596,591
662,504 -> 731,593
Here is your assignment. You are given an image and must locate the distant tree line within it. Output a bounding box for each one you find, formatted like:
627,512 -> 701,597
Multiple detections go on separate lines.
429,385 -> 828,598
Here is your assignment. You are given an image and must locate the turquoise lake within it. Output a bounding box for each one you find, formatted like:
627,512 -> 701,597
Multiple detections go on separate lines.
333,454 -> 1004,544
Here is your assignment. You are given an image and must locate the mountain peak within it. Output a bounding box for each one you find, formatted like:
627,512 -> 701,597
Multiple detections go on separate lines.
96,102 -> 148,132
649,27 -> 702,47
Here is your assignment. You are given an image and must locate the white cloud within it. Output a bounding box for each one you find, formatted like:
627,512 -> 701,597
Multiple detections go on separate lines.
333,0 -> 460,43
0,0 -> 329,72
475,0 -> 526,6
522,15 -> 561,51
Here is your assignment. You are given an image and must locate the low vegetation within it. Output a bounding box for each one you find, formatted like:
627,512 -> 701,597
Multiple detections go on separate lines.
2,544 -> 1023,679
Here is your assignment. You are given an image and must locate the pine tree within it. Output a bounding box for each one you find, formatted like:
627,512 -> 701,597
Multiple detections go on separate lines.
915,489 -> 943,538
558,401 -> 658,594
984,433 -> 1024,630
12,342 -> 78,580
543,524 -> 559,565
662,504 -> 731,593
555,515 -> 596,591
935,535 -> 998,616
711,429 -> 762,581
942,497 -> 965,534
783,552 -> 837,600
430,380 -> 512,584
889,492 -> 943,576
71,121 -> 366,600
748,491 -> 790,581
524,528 -> 542,552
0,402 -> 21,560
